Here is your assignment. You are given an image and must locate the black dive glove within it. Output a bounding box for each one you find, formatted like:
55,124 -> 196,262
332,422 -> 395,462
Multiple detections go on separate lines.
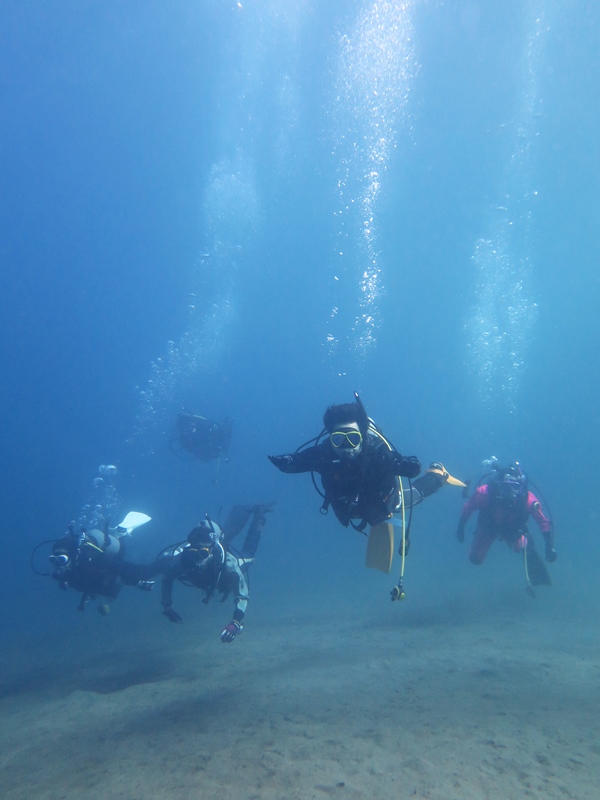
456,525 -> 465,544
545,543 -> 558,563
268,454 -> 294,471
400,455 -> 421,479
163,605 -> 182,623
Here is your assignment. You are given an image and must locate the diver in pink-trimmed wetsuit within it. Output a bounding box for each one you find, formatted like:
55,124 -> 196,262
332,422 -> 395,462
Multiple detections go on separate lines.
455,463 -> 557,570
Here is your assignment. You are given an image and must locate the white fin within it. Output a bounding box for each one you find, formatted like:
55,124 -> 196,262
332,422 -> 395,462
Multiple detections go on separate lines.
114,511 -> 151,537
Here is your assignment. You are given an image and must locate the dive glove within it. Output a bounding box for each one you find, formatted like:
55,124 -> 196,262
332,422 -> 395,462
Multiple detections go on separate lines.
268,454 -> 294,470
545,544 -> 558,563
456,526 -> 465,544
220,620 -> 243,643
163,605 -> 183,623
399,455 -> 421,479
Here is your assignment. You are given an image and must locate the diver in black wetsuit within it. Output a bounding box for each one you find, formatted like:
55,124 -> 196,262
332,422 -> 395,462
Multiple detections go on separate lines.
172,412 -> 233,462
269,397 -> 421,531
49,524 -> 155,613
269,393 -> 466,532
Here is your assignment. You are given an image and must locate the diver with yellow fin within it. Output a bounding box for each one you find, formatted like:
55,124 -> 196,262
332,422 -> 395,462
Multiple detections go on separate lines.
269,392 -> 420,535
269,393 -> 465,581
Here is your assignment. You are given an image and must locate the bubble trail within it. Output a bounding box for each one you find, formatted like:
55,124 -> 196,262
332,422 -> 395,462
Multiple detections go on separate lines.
134,156 -> 259,438
327,0 -> 418,366
466,4 -> 552,412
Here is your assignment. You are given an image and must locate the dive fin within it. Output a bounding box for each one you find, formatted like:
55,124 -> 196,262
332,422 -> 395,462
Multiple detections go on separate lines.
425,464 -> 466,488
114,512 -> 152,537
446,473 -> 467,488
365,521 -> 394,574
526,543 -> 552,587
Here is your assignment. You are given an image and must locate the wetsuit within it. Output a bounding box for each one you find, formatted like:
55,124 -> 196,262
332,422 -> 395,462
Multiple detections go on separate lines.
52,529 -> 154,601
271,433 -> 420,528
177,413 -> 232,461
402,470 -> 446,508
221,504 -> 269,558
458,485 -> 553,564
159,549 -> 249,624
158,505 -> 268,624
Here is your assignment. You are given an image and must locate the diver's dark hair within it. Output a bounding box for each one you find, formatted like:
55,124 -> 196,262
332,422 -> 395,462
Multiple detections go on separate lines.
187,525 -> 213,545
323,402 -> 369,436
493,464 -> 522,481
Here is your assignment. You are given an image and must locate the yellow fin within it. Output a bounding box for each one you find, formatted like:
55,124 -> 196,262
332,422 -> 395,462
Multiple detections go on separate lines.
365,521 -> 394,574
426,465 -> 466,488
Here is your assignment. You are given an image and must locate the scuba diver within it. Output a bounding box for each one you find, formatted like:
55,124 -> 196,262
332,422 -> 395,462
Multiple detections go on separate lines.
36,512 -> 156,614
268,394 -> 465,531
268,394 -> 421,531
268,394 -> 465,599
156,504 -> 273,643
455,459 -> 557,592
171,412 -> 233,463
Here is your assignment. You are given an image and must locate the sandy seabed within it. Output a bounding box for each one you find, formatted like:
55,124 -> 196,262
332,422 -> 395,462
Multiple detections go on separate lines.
1,594 -> 599,800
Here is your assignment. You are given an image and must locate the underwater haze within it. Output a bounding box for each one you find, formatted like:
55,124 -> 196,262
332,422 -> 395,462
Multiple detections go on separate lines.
2,2 -> 600,799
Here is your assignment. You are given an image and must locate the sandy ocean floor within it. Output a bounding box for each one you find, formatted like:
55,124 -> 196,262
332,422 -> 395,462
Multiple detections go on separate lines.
1,589 -> 599,800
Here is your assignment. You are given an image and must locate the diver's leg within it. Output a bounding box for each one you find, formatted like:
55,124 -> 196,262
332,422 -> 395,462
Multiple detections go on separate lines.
410,471 -> 443,505
469,525 -> 496,565
240,506 -> 271,559
222,505 -> 253,547
511,533 -> 528,553
396,485 -> 422,510
119,560 -> 158,586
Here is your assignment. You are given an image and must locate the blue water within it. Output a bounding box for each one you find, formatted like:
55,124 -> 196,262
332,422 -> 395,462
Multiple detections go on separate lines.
2,0 -> 600,749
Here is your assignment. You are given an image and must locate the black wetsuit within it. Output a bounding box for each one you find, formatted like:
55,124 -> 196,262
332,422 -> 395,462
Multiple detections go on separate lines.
177,413 -> 232,461
52,530 -> 154,601
272,434 -> 420,528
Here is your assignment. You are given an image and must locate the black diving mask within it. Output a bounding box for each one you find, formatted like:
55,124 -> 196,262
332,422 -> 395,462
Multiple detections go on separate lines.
496,479 -> 523,505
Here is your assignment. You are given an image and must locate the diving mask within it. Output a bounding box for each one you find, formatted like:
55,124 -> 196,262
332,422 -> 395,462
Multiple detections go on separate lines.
330,429 -> 363,450
187,545 -> 213,566
49,554 -> 69,567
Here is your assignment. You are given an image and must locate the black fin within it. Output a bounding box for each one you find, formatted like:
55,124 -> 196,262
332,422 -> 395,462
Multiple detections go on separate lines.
526,543 -> 552,587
